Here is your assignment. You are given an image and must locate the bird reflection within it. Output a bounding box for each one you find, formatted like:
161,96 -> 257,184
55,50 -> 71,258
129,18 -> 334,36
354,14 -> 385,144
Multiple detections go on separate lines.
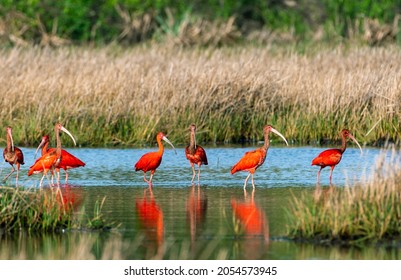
43,183 -> 84,211
186,183 -> 207,244
135,187 -> 164,255
231,188 -> 269,259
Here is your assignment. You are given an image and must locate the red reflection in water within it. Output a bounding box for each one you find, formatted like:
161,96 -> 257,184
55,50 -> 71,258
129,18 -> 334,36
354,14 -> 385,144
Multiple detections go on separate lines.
135,188 -> 164,247
231,189 -> 270,259
186,184 -> 207,243
231,189 -> 269,240
45,184 -> 84,211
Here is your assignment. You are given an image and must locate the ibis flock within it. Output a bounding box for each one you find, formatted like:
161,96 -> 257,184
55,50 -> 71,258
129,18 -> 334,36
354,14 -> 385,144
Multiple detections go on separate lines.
2,124 -> 363,188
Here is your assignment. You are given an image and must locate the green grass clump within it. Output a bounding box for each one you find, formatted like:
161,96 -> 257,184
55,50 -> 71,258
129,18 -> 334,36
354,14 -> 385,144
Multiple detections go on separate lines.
0,186 -> 111,232
286,148 -> 401,244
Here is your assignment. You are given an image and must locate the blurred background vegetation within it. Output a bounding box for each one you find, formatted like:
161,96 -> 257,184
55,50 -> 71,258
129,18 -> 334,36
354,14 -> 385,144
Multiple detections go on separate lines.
1,0 -> 400,47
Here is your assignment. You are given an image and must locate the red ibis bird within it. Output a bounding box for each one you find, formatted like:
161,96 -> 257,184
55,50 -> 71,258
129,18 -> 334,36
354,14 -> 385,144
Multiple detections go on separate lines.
3,126 -> 24,186
28,123 -> 77,187
35,135 -> 85,184
134,132 -> 176,187
311,129 -> 363,184
231,125 -> 288,189
185,124 -> 208,184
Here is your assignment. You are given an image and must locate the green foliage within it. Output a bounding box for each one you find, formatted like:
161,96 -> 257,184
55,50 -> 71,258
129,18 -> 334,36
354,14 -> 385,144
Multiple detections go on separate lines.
0,0 -> 400,45
0,187 -> 112,232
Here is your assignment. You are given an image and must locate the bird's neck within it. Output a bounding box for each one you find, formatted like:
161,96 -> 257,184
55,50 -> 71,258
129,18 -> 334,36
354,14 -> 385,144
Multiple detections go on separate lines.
55,128 -> 62,156
6,133 -> 12,152
42,142 -> 50,156
340,135 -> 347,153
263,132 -> 270,150
189,131 -> 196,151
157,137 -> 164,155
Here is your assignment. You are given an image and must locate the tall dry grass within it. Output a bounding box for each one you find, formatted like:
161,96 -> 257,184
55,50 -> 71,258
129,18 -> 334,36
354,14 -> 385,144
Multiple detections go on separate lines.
286,147 -> 401,244
0,45 -> 400,147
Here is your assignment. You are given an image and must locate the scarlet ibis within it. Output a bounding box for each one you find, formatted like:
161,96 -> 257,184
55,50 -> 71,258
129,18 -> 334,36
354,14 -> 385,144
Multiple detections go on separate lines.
35,135 -> 85,183
28,123 -> 76,187
3,126 -> 24,186
185,124 -> 208,184
231,125 -> 289,189
134,132 -> 176,187
311,129 -> 363,184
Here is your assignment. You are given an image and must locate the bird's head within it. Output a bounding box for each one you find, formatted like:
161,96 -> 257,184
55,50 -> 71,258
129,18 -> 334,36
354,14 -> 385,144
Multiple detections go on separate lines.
34,135 -> 51,158
157,132 -> 177,154
341,129 -> 362,154
264,125 -> 289,146
189,124 -> 196,132
55,123 -> 76,146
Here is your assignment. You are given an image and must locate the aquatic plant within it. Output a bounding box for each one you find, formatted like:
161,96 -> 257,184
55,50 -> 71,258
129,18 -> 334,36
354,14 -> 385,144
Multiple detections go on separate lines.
0,186 -> 111,232
286,147 -> 401,244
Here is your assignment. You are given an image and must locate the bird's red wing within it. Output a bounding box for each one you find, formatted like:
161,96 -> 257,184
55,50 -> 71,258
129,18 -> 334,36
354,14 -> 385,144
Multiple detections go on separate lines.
15,147 -> 24,165
46,148 -> 85,169
59,150 -> 85,169
231,149 -> 265,174
28,152 -> 58,175
3,147 -> 24,165
135,152 -> 162,172
186,146 -> 208,165
195,146 -> 208,165
311,149 -> 342,167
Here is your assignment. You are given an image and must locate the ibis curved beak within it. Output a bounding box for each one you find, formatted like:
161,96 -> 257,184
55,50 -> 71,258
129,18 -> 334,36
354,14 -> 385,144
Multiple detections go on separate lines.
34,138 -> 47,159
271,128 -> 289,146
162,136 -> 177,154
60,126 -> 77,146
349,134 -> 363,155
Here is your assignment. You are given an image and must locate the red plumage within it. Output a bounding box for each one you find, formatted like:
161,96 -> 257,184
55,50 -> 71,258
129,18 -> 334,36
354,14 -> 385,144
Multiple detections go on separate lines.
231,125 -> 288,189
3,126 -> 24,185
32,134 -> 85,183
134,132 -> 176,187
185,124 -> 208,183
311,129 -> 362,184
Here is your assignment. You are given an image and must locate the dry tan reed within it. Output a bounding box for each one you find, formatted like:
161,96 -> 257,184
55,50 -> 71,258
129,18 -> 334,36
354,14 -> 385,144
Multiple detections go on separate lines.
0,45 -> 400,146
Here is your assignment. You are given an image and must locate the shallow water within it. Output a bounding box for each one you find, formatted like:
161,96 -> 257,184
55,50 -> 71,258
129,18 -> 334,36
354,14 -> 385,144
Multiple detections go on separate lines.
1,145 -> 400,260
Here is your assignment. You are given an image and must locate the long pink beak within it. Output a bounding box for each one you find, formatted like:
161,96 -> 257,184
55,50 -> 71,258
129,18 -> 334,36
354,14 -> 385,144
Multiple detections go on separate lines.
162,136 -> 177,154
271,128 -> 289,146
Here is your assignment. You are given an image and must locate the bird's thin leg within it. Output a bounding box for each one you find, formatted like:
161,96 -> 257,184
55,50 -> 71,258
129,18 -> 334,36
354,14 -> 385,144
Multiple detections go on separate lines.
57,170 -> 61,184
15,165 -> 19,187
243,173 -> 252,189
3,165 -> 15,182
39,173 -> 46,189
65,170 -> 69,184
143,173 -> 149,183
197,164 -> 201,184
191,165 -> 196,183
251,173 -> 255,189
317,167 -> 322,184
148,173 -> 154,186
329,166 -> 335,185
